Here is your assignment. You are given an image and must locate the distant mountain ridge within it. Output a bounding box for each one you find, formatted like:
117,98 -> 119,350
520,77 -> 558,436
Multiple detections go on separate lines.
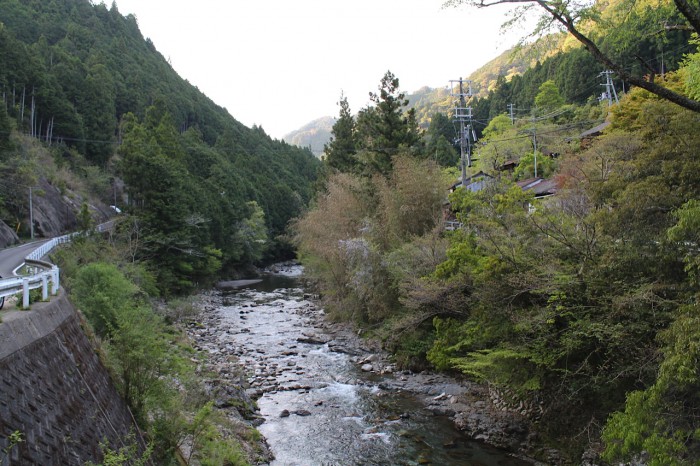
283,116 -> 334,158
284,38 -> 560,153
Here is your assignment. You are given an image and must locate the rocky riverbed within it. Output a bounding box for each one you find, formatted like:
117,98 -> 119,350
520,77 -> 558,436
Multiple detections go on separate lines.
185,265 -> 557,465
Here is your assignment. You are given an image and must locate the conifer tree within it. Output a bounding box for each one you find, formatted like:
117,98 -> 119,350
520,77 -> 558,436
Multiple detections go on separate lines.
324,93 -> 357,172
356,71 -> 422,175
425,112 -> 458,167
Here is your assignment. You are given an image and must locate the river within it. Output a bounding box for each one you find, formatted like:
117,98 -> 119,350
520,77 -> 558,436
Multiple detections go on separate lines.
204,267 -> 531,466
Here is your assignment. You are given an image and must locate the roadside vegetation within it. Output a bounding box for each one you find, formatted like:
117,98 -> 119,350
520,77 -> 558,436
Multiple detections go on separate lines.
53,235 -> 262,465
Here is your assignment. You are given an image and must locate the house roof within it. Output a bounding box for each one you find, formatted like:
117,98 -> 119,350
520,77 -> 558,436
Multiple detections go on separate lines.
580,121 -> 610,138
498,159 -> 518,171
516,177 -> 560,198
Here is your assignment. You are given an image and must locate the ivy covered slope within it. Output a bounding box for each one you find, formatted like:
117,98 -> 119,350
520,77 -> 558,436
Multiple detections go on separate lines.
0,0 -> 320,291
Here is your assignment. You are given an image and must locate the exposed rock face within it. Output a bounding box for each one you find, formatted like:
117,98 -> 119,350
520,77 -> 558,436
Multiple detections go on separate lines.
0,220 -> 19,248
30,178 -> 78,238
28,178 -> 112,239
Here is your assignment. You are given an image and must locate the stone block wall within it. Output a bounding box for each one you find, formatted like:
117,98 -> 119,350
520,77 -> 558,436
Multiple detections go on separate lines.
0,294 -> 143,465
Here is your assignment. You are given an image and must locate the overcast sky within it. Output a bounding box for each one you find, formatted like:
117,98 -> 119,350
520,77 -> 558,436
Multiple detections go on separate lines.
111,0 -> 522,139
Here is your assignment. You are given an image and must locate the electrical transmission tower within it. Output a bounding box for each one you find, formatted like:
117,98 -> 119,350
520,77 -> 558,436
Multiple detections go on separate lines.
450,78 -> 476,189
508,103 -> 515,124
599,70 -> 619,106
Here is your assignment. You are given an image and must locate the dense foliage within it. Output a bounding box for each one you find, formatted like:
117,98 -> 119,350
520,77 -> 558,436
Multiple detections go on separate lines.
295,18 -> 700,462
0,0 -> 320,291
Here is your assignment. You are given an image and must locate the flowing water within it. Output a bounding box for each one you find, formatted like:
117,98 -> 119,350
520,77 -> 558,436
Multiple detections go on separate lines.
214,268 -> 530,466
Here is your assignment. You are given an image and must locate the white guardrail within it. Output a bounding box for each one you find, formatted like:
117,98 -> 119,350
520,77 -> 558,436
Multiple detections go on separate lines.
0,221 -> 113,308
0,221 -> 114,308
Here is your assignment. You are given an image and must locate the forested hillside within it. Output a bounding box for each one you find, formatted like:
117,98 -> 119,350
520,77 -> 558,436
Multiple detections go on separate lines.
294,0 -> 700,462
0,0 -> 320,291
411,9 -> 692,136
0,1 -> 320,463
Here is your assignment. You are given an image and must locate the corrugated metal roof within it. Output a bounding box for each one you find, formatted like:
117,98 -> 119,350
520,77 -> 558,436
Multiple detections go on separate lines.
580,121 -> 610,138
517,177 -> 560,197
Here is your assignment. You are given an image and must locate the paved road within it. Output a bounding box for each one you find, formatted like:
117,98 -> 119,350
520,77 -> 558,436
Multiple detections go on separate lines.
0,240 -> 50,277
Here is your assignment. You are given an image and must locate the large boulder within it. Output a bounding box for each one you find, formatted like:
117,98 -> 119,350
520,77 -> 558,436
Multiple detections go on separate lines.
0,219 -> 19,248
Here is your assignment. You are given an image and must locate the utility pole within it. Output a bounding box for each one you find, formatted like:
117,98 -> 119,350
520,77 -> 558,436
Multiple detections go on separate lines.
599,70 -> 619,106
450,78 -> 475,189
529,110 -> 539,179
533,126 -> 538,178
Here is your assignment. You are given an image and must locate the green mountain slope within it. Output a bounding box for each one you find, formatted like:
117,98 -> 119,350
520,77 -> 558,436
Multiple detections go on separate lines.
0,0 -> 320,290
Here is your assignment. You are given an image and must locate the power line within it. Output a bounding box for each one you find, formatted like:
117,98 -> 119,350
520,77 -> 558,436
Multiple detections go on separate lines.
484,119 -> 605,144
44,135 -> 121,145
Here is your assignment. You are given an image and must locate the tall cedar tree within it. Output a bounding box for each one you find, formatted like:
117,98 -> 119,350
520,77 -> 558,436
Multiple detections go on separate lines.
324,94 -> 357,172
356,71 -> 422,175
425,112 -> 458,167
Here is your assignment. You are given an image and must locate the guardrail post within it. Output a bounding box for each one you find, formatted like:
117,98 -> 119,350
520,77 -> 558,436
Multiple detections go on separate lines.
42,274 -> 48,301
22,277 -> 29,308
51,266 -> 59,295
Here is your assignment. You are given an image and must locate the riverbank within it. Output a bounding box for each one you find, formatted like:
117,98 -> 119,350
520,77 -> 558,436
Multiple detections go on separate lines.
184,291 -> 274,464
309,314 -> 565,465
187,266 -> 557,465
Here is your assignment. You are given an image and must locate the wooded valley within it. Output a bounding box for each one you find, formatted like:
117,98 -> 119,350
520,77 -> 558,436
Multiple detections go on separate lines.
2,0 -> 700,463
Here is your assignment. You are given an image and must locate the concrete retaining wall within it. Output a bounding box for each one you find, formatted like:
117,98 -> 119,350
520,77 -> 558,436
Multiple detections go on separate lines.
0,294 -> 142,465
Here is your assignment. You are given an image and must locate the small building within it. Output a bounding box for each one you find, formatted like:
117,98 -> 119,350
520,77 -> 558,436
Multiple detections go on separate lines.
517,177 -> 562,213
449,171 -> 494,193
580,121 -> 610,149
516,177 -> 560,199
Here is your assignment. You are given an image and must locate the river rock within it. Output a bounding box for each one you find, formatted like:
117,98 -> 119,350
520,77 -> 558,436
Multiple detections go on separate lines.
453,410 -> 529,452
361,363 -> 374,372
294,409 -> 312,416
297,333 -> 330,344
328,344 -> 361,355
443,439 -> 458,449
